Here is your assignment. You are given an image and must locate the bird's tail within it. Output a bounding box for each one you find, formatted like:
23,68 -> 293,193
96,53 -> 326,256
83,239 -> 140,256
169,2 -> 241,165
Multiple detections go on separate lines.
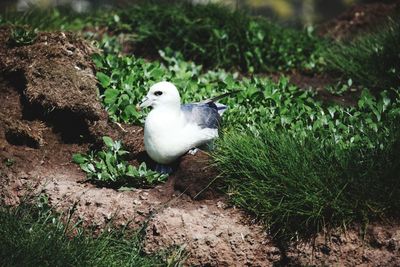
208,89 -> 241,103
215,102 -> 227,115
201,89 -> 240,115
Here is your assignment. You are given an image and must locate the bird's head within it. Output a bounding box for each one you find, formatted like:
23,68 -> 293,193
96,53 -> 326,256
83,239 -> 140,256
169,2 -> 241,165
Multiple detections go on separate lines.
137,81 -> 181,111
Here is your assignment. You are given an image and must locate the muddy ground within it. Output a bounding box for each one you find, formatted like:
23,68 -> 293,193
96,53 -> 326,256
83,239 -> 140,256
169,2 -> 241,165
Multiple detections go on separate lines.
317,0 -> 400,41
1,5 -> 400,265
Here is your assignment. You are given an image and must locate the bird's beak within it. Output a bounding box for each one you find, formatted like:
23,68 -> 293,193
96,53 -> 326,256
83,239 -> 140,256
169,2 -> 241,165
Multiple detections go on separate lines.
136,96 -> 151,111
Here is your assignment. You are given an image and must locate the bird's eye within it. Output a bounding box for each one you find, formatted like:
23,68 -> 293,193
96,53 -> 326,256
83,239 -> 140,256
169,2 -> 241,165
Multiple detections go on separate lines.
154,91 -> 163,96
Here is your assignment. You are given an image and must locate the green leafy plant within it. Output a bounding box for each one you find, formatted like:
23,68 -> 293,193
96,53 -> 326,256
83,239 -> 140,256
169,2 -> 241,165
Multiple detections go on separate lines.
325,78 -> 355,96
93,47 -> 400,152
93,50 -> 233,125
9,26 -> 37,46
73,136 -> 167,187
90,2 -> 325,73
1,2 -> 325,73
3,158 -> 15,167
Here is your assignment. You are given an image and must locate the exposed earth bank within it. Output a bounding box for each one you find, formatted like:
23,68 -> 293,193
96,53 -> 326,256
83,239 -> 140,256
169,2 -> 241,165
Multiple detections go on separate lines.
0,17 -> 399,267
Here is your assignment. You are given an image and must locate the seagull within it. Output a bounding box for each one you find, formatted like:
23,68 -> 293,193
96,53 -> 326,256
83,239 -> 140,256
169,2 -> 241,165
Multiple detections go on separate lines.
137,81 -> 233,173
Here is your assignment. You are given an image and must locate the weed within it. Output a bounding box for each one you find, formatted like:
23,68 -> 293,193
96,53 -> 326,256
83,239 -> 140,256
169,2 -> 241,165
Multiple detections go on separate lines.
3,158 -> 15,167
325,78 -> 355,96
73,136 -> 167,187
93,47 -> 399,152
93,50 -> 229,124
9,26 -> 37,46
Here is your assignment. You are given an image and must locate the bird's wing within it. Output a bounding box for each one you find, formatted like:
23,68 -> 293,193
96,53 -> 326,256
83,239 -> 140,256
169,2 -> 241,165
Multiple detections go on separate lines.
181,103 -> 221,129
181,90 -> 239,128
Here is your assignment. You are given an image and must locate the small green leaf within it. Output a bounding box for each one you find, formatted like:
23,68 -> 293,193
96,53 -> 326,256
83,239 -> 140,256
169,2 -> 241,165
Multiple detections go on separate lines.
104,89 -> 119,104
72,153 -> 86,164
102,136 -> 114,147
97,72 -> 111,87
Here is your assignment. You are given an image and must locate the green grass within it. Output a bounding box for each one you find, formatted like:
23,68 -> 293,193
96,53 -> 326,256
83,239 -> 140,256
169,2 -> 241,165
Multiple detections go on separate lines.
324,18 -> 400,90
214,125 -> 400,238
0,200 -> 165,267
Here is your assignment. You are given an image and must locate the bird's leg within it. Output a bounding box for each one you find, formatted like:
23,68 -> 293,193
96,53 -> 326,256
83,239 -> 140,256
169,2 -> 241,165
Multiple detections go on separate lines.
155,164 -> 173,174
188,148 -> 199,155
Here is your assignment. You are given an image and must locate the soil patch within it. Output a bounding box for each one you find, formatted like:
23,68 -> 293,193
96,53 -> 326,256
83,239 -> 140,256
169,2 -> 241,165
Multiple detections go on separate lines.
318,1 -> 400,41
144,200 -> 280,266
286,223 -> 400,266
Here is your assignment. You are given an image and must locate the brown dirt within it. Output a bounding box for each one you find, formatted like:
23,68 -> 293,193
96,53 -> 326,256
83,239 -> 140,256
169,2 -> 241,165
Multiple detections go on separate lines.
144,200 -> 281,266
318,1 -> 400,41
174,151 -> 222,200
0,27 -> 103,120
0,25 -> 399,266
286,223 -> 400,266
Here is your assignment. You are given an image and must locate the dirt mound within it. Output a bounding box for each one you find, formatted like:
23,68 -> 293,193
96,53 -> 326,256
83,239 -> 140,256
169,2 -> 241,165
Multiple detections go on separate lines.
0,27 -> 102,120
174,151 -> 221,200
318,1 -> 399,41
144,202 -> 281,266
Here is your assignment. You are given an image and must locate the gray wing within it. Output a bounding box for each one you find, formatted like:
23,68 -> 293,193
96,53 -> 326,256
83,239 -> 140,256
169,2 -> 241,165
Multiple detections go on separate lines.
181,102 -> 222,129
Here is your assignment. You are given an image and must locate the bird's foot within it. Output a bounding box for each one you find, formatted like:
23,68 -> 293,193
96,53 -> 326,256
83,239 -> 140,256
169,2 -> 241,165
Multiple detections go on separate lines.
188,148 -> 199,155
154,164 -> 173,174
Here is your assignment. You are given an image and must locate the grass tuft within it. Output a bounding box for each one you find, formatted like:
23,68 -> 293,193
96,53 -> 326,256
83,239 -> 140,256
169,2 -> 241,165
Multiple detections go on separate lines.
324,18 -> 400,90
214,125 -> 400,239
0,200 -> 164,266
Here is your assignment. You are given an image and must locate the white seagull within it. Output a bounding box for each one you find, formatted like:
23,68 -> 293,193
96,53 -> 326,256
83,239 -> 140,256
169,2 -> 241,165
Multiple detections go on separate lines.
138,81 -> 231,173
